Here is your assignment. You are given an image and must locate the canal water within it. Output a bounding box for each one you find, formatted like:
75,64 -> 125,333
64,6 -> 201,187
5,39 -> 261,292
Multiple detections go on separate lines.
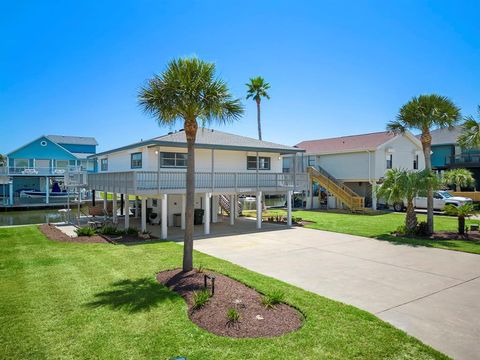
0,208 -> 85,226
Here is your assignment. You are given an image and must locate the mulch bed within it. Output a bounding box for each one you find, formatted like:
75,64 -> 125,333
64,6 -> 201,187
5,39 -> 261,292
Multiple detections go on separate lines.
38,224 -> 108,243
156,269 -> 303,338
429,231 -> 480,241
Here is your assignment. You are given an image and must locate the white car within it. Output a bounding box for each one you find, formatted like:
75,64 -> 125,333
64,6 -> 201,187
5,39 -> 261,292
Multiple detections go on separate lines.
393,191 -> 473,212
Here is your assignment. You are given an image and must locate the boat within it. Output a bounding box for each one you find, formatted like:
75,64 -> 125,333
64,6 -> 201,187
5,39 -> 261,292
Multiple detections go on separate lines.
19,182 -> 77,198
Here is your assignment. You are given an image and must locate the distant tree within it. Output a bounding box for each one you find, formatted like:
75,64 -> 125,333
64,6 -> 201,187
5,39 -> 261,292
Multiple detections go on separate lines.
443,168 -> 475,192
387,94 -> 461,234
458,105 -> 480,149
377,169 -> 439,233
444,203 -> 476,235
246,76 -> 270,140
138,57 -> 243,272
0,154 -> 5,166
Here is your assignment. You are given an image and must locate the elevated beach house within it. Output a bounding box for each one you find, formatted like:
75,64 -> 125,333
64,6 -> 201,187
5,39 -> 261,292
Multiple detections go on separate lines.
0,135 -> 97,206
87,128 -> 305,239
283,131 -> 425,210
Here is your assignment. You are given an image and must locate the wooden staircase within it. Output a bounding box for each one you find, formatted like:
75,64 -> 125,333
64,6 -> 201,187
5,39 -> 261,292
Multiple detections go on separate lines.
307,166 -> 365,212
219,194 -> 243,216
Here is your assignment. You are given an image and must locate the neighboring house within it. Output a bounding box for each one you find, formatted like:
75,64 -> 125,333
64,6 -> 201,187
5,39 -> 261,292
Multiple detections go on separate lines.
1,135 -> 97,205
284,131 -> 425,210
429,126 -> 480,187
87,128 -> 305,238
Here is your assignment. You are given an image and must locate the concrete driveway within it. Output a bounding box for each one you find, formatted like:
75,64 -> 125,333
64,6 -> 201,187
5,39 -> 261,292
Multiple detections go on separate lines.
192,223 -> 480,360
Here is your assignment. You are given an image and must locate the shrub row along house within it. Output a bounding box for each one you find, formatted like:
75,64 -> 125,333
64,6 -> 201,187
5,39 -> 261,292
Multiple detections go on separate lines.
0,135 -> 97,205
283,130 -> 425,210
87,128 -> 305,238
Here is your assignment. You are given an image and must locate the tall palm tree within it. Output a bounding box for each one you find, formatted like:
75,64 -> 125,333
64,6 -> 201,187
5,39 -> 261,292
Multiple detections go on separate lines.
138,57 -> 243,272
377,169 -> 439,233
458,105 -> 480,149
387,94 -> 461,234
443,168 -> 475,191
246,76 -> 270,140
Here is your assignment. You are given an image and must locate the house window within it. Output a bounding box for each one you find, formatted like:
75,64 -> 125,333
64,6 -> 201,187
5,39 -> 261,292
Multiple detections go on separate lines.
247,156 -> 271,170
413,154 -> 419,170
307,156 -> 316,167
160,152 -> 187,168
386,154 -> 393,169
14,159 -> 29,169
131,152 -> 142,169
56,160 -> 69,169
101,158 -> 108,171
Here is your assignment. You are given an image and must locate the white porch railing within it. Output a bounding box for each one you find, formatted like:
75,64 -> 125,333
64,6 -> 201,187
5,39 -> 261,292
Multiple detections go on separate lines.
6,166 -> 83,176
88,171 -> 307,194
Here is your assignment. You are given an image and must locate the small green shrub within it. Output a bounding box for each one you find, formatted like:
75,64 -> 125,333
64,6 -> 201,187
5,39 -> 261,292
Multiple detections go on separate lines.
124,227 -> 139,236
261,290 -> 285,309
75,226 -> 96,237
196,264 -> 205,273
415,221 -> 429,236
192,289 -> 210,309
226,308 -> 240,323
98,225 -> 119,235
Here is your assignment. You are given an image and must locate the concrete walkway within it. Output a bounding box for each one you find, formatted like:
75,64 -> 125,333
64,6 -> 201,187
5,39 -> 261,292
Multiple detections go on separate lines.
192,224 -> 480,360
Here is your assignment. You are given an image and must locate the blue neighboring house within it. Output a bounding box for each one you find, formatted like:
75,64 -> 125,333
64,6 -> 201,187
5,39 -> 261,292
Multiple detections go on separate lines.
0,135 -> 97,205
430,126 -> 480,188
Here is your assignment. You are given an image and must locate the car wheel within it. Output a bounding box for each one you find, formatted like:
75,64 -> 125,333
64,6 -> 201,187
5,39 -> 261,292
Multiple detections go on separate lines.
393,202 -> 404,212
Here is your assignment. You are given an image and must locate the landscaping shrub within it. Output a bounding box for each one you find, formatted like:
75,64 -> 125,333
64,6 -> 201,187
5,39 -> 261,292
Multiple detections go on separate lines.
124,227 -> 139,236
415,221 -> 429,236
75,226 -> 96,237
226,308 -> 240,323
192,289 -> 210,309
98,225 -> 119,235
261,290 -> 285,309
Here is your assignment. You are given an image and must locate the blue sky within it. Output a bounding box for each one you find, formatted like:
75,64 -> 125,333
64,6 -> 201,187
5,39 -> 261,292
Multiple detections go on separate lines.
1,0 -> 479,153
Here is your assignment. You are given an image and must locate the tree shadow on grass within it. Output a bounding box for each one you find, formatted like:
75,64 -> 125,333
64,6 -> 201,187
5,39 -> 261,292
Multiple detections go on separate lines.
86,278 -> 178,313
376,233 -> 479,251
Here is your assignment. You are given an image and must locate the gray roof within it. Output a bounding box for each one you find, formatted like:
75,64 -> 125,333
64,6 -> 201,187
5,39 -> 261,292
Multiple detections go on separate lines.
47,135 -> 98,146
427,126 -> 462,146
92,128 -> 302,157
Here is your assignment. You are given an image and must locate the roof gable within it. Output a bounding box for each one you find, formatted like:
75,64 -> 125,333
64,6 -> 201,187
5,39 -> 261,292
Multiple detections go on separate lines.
428,126 -> 461,146
8,136 -> 78,160
92,128 -> 302,157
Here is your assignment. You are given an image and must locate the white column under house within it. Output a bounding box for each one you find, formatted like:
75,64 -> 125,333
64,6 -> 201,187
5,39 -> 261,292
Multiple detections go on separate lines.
229,194 -> 235,225
181,194 -> 186,230
45,177 -> 49,204
256,191 -> 262,229
161,194 -> 168,240
103,192 -> 108,219
287,190 -> 293,227
112,192 -> 117,223
204,192 -> 211,235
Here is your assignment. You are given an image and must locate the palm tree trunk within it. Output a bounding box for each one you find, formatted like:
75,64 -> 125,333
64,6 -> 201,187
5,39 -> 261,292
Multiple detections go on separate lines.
182,119 -> 198,272
421,131 -> 434,235
256,98 -> 262,140
456,184 -> 461,192
458,215 -> 465,235
406,199 -> 417,233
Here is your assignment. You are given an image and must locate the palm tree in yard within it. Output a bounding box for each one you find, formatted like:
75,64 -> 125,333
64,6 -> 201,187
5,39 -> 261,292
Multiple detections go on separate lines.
246,76 -> 270,140
387,94 -> 461,234
443,168 -> 475,192
138,57 -> 243,272
377,169 -> 439,234
458,105 -> 480,149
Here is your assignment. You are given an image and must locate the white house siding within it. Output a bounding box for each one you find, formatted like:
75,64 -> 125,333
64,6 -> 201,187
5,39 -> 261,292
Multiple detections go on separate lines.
317,152 -> 373,181
375,135 -> 425,179
100,146 -> 283,174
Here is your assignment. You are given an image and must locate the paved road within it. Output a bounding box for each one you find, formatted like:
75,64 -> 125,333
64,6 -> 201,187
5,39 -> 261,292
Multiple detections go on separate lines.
192,225 -> 480,360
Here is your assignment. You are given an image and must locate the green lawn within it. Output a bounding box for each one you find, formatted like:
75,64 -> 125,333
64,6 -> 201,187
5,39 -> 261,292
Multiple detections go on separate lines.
0,226 -> 447,359
243,209 -> 480,255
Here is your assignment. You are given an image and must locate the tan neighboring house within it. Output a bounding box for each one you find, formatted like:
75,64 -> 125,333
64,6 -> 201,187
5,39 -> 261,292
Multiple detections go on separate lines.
284,131 -> 425,210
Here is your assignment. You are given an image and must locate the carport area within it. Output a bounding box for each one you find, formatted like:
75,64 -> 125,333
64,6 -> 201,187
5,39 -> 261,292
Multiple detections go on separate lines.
192,225 -> 480,360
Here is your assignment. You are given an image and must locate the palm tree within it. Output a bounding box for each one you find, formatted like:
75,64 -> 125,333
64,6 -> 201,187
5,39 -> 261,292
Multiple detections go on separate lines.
0,154 -> 5,167
458,105 -> 480,149
387,94 -> 461,234
444,203 -> 476,235
138,57 -> 243,272
443,168 -> 475,192
246,76 -> 270,140
377,169 -> 439,233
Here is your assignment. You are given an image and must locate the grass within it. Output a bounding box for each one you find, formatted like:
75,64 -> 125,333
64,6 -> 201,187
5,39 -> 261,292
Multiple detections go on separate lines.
244,209 -> 480,255
0,226 -> 447,359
